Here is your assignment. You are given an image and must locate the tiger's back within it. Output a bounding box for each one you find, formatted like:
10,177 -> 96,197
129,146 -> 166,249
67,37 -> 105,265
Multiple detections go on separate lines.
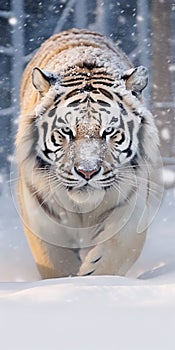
16,29 -> 161,279
20,29 -> 132,114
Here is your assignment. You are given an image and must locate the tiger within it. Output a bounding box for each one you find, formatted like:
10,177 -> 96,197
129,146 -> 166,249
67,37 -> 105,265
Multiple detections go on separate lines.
16,28 -> 161,279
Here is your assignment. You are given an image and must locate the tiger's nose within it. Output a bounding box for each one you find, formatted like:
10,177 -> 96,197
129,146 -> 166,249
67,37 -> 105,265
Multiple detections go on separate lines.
74,167 -> 101,180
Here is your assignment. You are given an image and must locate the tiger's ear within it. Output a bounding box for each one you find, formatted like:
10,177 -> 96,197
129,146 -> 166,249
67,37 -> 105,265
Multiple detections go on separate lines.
122,66 -> 148,95
32,67 -> 56,95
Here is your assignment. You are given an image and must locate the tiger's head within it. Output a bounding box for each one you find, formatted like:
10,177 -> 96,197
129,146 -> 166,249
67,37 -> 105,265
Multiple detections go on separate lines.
21,64 -> 158,207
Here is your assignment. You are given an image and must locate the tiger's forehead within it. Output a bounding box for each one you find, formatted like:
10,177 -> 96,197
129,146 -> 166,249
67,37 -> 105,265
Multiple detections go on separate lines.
59,65 -> 118,101
53,91 -> 122,128
51,68 -> 124,127
42,65 -> 142,129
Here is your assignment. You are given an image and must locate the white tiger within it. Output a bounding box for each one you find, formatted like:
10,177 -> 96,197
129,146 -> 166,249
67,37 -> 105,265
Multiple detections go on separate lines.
16,28 -> 161,279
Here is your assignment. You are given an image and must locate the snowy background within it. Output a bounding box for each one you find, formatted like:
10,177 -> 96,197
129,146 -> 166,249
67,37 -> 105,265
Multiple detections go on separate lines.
0,1 -> 175,349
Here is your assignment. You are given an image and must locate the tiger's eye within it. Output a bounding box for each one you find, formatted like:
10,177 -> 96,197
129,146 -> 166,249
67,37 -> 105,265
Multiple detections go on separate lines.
62,127 -> 71,134
60,126 -> 74,139
105,127 -> 114,134
102,127 -> 115,139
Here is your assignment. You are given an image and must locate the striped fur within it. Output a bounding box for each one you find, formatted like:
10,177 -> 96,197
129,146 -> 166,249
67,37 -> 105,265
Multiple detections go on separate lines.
16,29 -> 160,279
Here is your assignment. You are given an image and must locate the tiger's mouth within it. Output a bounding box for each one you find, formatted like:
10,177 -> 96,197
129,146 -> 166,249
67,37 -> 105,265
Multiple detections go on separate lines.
67,182 -> 112,192
68,183 -> 89,191
66,183 -> 106,206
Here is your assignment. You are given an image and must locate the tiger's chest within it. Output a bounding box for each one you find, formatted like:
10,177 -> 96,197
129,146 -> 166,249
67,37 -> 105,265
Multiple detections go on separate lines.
20,172 -> 148,249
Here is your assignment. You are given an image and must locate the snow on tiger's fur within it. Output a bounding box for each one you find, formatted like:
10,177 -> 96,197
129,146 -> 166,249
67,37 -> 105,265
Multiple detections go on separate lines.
16,29 -> 162,279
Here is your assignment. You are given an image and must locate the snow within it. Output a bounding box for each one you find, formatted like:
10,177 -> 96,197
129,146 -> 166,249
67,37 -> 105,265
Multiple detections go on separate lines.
1,277 -> 175,350
8,17 -> 18,26
160,127 -> 171,141
162,168 -> 175,188
0,181 -> 175,350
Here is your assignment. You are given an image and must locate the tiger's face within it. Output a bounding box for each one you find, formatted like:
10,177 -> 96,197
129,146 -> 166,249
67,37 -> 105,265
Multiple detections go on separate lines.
32,66 -> 148,203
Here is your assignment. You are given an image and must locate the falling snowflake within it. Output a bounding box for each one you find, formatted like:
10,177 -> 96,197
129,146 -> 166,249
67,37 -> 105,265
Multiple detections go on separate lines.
8,17 -> 17,26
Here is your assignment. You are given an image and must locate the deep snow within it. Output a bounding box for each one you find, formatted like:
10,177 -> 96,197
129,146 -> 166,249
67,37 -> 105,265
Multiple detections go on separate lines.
0,180 -> 175,350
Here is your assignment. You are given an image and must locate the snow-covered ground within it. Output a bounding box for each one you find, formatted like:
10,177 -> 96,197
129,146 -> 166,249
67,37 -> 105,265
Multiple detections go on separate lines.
0,177 -> 175,350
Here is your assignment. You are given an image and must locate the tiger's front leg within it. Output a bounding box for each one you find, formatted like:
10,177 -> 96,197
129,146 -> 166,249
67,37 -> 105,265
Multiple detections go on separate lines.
78,231 -> 146,276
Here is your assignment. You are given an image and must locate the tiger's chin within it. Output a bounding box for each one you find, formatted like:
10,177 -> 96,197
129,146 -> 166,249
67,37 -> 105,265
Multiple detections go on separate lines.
68,185 -> 104,202
65,185 -> 106,213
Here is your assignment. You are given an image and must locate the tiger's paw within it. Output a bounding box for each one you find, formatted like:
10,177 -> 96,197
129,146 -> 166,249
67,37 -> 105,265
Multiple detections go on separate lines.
78,246 -> 104,276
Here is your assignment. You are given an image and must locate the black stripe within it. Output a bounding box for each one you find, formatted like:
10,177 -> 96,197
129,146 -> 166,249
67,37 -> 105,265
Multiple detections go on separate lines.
124,121 -> 134,157
41,122 -> 55,160
52,114 -> 59,129
118,102 -> 128,116
54,99 -> 62,106
35,155 -> 51,169
55,155 -> 64,162
67,99 -> 82,107
82,270 -> 95,276
61,81 -> 83,87
99,175 -> 115,182
88,95 -> 95,103
91,256 -> 102,264
99,88 -> 113,100
130,154 -> 139,169
99,108 -> 110,114
127,120 -> 134,134
110,116 -> 118,123
90,107 -> 99,114
119,116 -> 125,129
48,108 -> 57,118
62,79 -> 114,87
42,123 -> 53,158
53,94 -> 59,102
53,92 -> 64,103
114,92 -> 123,100
83,84 -> 99,93
97,99 -> 111,107
64,89 -> 81,100
60,174 -> 78,182
42,122 -> 48,140
51,133 -> 61,147
123,140 -> 132,158
63,76 -> 84,83
43,141 -> 53,159
92,80 -> 114,86
57,117 -> 66,124
132,110 -> 140,117
103,170 -> 112,176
